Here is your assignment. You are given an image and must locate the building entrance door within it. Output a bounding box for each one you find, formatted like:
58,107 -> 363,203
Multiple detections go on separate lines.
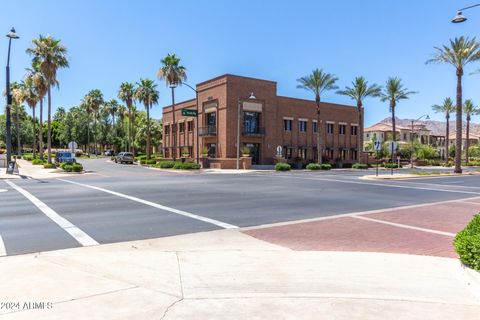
245,143 -> 260,164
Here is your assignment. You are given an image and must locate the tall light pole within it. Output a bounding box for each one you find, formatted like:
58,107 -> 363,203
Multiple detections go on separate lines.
410,114 -> 429,168
170,82 -> 177,161
236,92 -> 256,170
183,82 -> 200,164
5,28 -> 19,164
452,3 -> 480,23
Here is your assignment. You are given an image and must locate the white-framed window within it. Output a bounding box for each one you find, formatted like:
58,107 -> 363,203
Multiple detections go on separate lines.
298,120 -> 307,132
339,124 -> 346,135
350,125 -> 358,135
313,121 -> 318,133
327,123 -> 334,134
284,119 -> 292,131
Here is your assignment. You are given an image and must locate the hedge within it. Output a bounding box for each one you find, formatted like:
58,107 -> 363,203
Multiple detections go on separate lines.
32,159 -> 45,165
352,163 -> 369,170
43,163 -> 56,169
275,163 -> 291,171
384,163 -> 402,168
72,163 -> 83,172
319,164 -> 332,170
63,164 -> 73,172
156,161 -> 176,169
306,163 -> 321,170
23,155 -> 34,161
173,162 -> 201,170
454,214 -> 480,271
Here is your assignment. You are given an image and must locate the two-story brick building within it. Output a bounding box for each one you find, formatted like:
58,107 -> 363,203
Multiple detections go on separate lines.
162,74 -> 360,168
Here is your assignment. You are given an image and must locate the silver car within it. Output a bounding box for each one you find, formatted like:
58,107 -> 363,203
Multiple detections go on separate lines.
115,152 -> 134,164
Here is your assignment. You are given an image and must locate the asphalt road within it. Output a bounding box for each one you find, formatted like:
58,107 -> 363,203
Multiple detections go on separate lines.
1,158 -> 480,256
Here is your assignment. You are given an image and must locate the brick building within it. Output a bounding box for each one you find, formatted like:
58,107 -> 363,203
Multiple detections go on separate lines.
162,74 -> 360,168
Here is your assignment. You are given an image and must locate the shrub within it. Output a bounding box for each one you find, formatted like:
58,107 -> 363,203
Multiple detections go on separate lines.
173,161 -> 201,170
157,161 -> 176,169
306,163 -> 321,170
352,163 -> 369,170
23,155 -> 34,161
415,145 -> 438,160
319,164 -> 332,170
32,159 -> 45,165
145,159 -> 156,165
43,163 -> 56,169
275,163 -> 291,171
63,164 -> 73,172
59,162 -> 68,169
426,159 -> 442,166
384,162 -> 402,168
110,156 -> 115,161
454,214 -> 480,271
201,147 -> 208,156
241,146 -> 251,155
136,155 -> 147,161
72,163 -> 83,172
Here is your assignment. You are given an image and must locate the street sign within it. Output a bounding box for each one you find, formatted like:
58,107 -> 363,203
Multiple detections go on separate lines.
182,109 -> 198,117
68,141 -> 78,150
387,141 -> 397,154
373,140 -> 382,152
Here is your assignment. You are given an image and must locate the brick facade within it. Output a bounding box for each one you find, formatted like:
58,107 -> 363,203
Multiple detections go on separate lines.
162,74 -> 360,166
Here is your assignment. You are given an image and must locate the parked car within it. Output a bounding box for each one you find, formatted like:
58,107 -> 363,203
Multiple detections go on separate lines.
55,151 -> 76,164
104,149 -> 115,156
115,152 -> 134,164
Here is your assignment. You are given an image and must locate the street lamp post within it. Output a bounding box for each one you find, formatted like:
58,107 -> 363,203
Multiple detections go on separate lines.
452,3 -> 480,23
183,83 -> 200,164
5,28 -> 19,165
410,114 -> 429,168
236,93 -> 256,170
170,82 -> 177,161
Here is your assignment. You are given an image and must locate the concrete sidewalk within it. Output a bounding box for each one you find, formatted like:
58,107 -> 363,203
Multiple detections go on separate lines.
7,159 -> 81,179
0,229 -> 479,319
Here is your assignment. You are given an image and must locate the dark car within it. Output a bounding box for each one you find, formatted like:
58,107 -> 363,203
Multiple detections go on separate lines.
115,152 -> 134,164
104,149 -> 115,156
55,151 -> 76,164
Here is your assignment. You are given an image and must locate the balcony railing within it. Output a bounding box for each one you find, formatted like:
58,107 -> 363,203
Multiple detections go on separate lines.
199,125 -> 217,136
243,127 -> 265,136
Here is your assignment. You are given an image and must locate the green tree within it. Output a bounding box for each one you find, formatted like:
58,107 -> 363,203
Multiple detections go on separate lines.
22,75 -> 40,158
11,81 -> 26,154
83,89 -> 104,154
297,69 -> 338,164
427,36 -> 480,173
135,79 -> 159,160
104,99 -> 119,127
336,76 -> 381,161
379,77 -> 416,147
27,35 -> 69,164
463,99 -> 480,163
432,97 -> 454,160
157,54 -> 187,161
118,82 -> 136,153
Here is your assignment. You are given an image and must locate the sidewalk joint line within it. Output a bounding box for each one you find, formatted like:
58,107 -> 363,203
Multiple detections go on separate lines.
351,215 -> 456,237
4,180 -> 99,247
57,178 -> 238,229
0,234 -> 6,257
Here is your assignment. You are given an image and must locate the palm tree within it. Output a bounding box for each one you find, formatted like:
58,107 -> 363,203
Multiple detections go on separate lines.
157,54 -> 187,161
26,63 -> 48,160
11,81 -> 26,155
22,75 -> 40,158
84,89 -> 104,155
336,76 -> 381,162
27,35 -> 69,164
80,99 -> 92,153
463,99 -> 480,163
105,99 -> 119,127
432,98 -> 454,161
118,82 -> 135,153
134,79 -> 159,160
297,69 -> 338,164
380,78 -> 416,146
426,36 -> 480,173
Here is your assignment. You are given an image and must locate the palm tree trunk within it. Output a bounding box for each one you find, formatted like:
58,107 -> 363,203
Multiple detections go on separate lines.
358,102 -> 363,162
47,86 -> 52,164
455,69 -> 463,173
316,107 -> 321,164
466,116 -> 470,164
33,105 -> 37,159
127,107 -> 132,153
15,106 -> 21,155
94,113 -> 97,155
172,87 -> 176,161
445,114 -> 449,161
87,112 -> 90,154
391,103 -> 396,162
39,98 -> 43,160
146,102 -> 151,160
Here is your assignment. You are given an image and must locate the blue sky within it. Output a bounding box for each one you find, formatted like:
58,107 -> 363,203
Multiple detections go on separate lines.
1,0 -> 480,126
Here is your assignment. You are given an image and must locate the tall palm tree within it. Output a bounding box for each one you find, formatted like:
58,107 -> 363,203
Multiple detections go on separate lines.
432,97 -> 455,161
426,36 -> 480,173
336,76 -> 381,162
22,76 -> 40,158
11,82 -> 25,155
135,79 -> 159,160
157,54 -> 187,161
118,82 -> 135,153
27,35 -> 69,164
380,78 -> 416,146
80,99 -> 92,153
297,69 -> 338,164
26,63 -> 48,160
84,89 -> 104,155
463,99 -> 480,163
105,99 -> 119,127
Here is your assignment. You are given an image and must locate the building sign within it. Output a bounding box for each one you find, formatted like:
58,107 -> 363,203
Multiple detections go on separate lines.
243,101 -> 262,112
182,109 -> 198,117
